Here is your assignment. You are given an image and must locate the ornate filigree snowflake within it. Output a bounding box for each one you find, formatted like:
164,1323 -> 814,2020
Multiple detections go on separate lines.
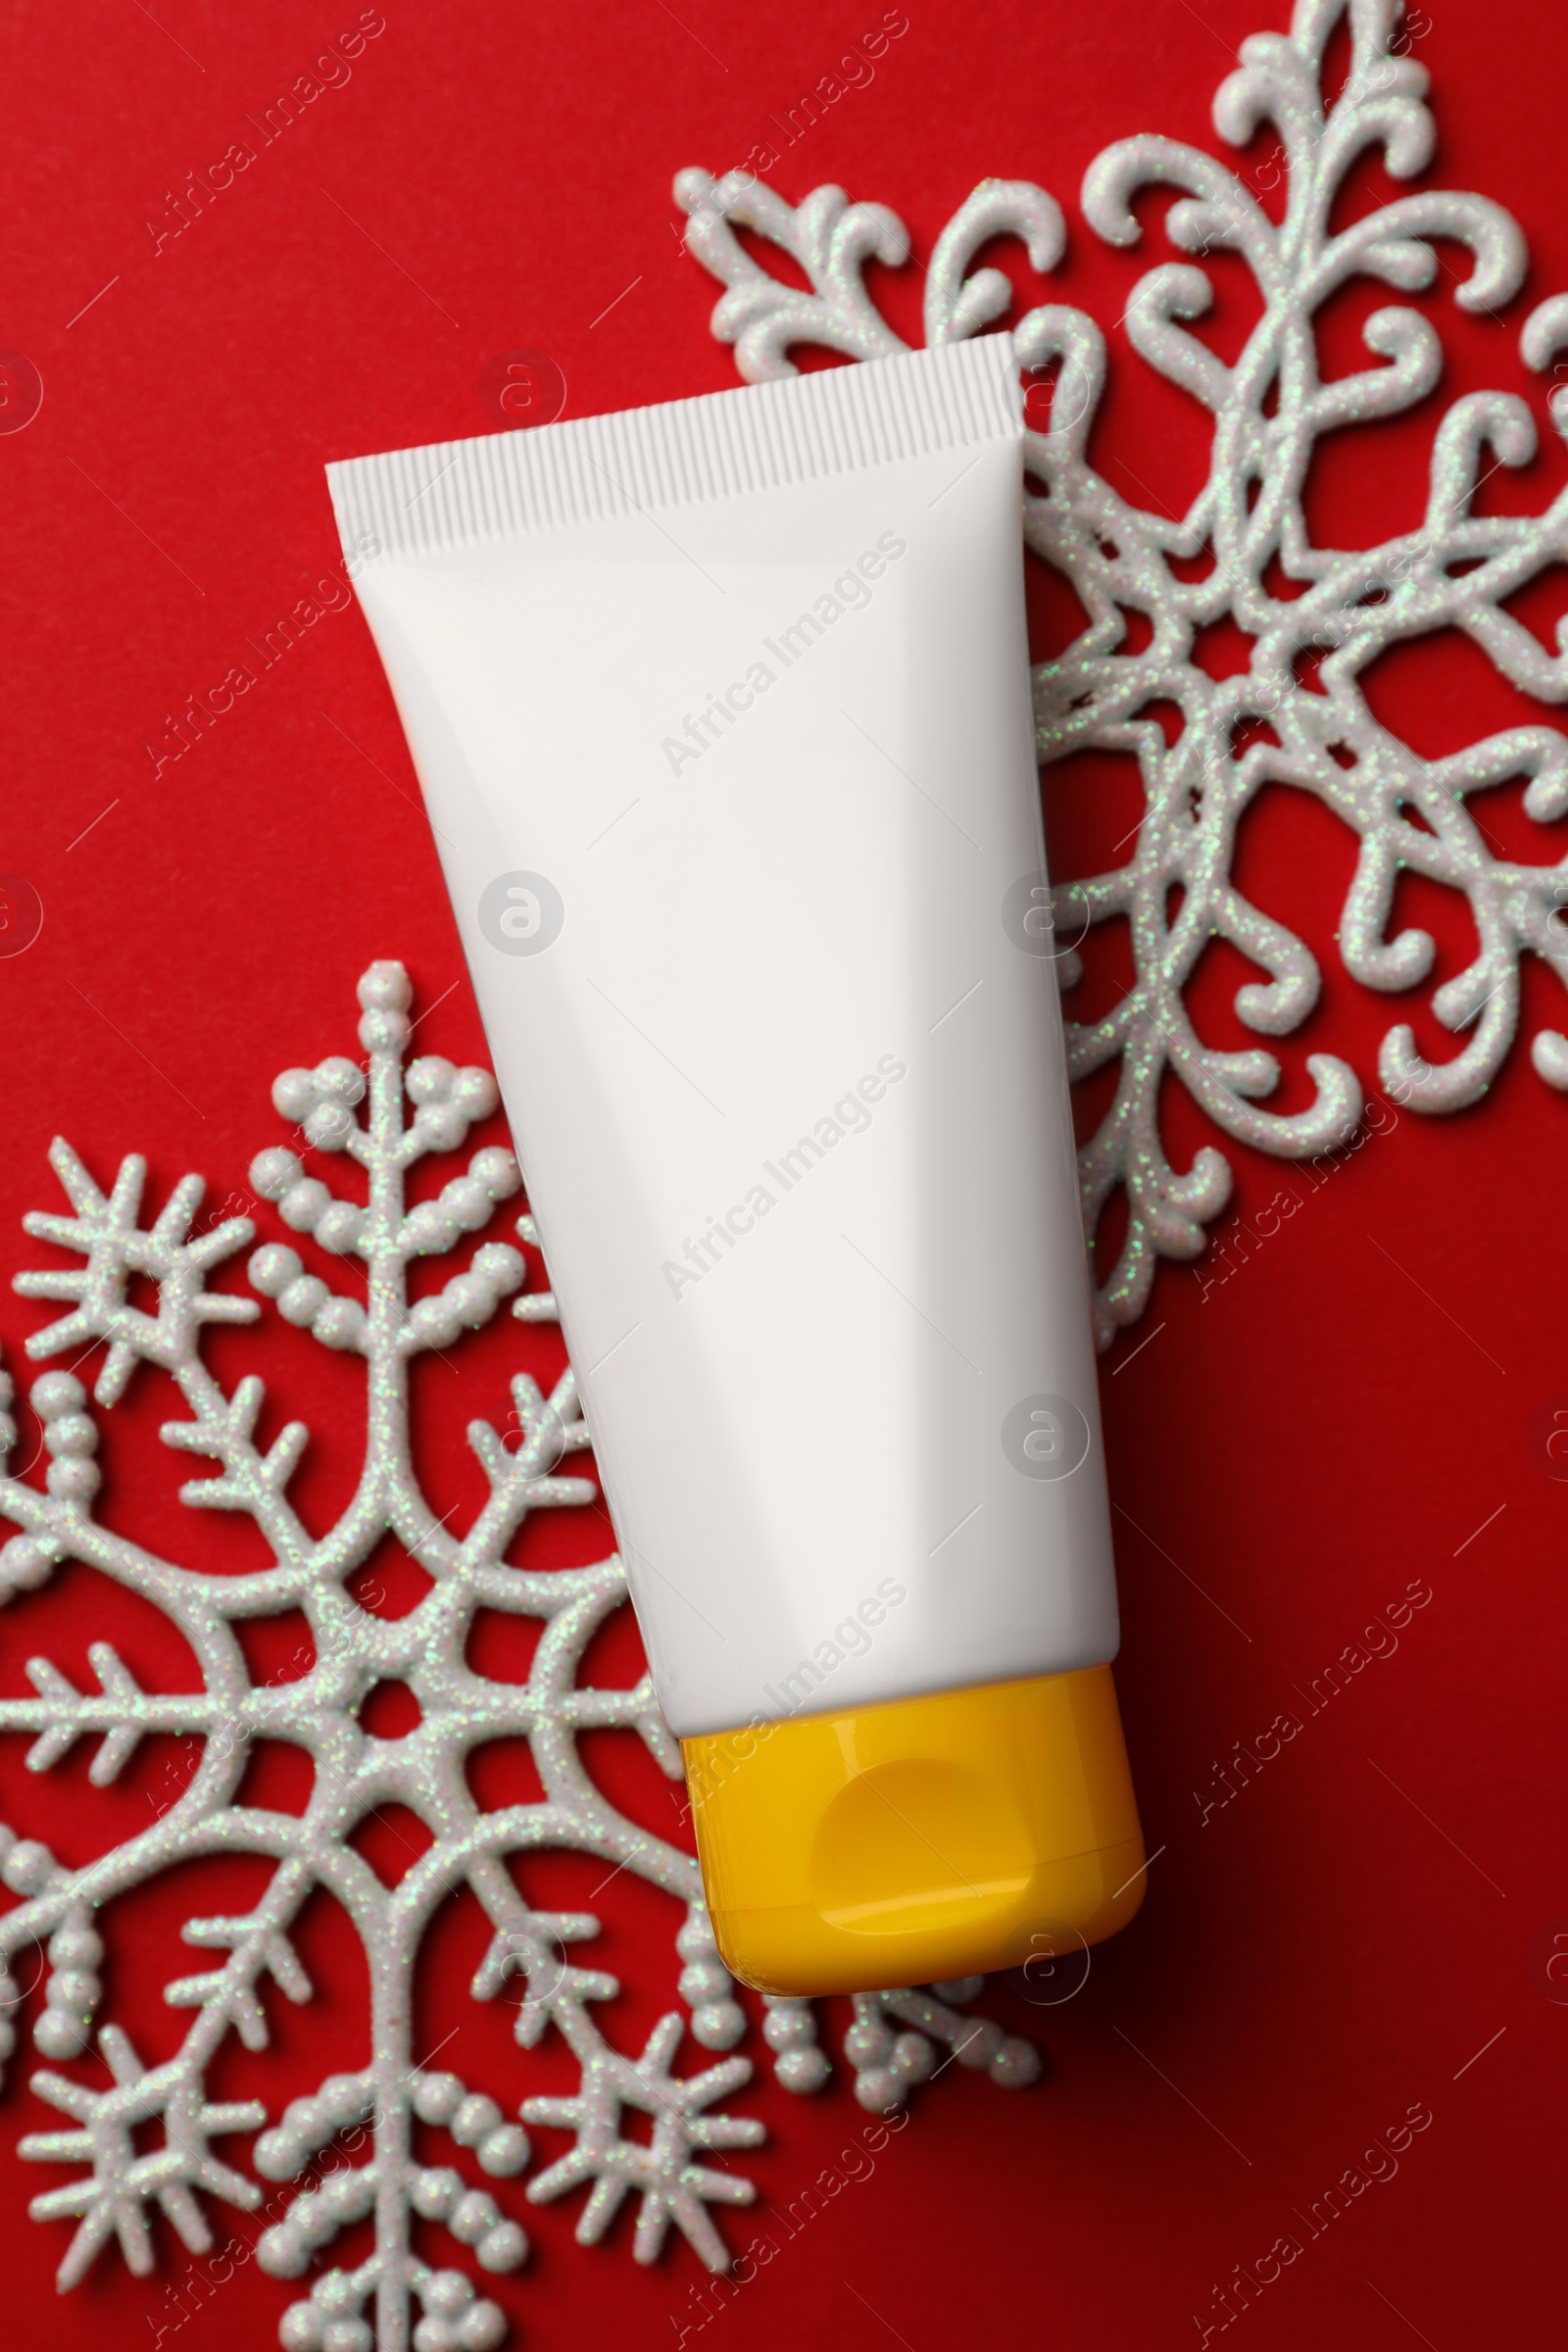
0,961 -> 1035,2352
677,0 -> 1568,1346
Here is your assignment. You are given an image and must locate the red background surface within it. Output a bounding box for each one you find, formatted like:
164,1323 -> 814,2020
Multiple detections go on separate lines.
0,0 -> 1562,2345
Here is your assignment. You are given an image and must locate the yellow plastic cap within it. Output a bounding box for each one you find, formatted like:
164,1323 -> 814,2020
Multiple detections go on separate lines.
681,1664 -> 1145,1996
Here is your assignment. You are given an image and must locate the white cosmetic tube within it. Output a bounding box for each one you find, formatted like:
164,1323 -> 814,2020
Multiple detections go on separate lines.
327,336 -> 1144,1995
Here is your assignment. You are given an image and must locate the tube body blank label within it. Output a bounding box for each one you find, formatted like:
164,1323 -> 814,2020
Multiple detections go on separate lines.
327,337 -> 1120,1740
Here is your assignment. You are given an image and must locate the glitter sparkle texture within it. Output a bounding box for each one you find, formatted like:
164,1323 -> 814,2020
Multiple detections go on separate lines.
678,0 -> 1568,1347
0,961 -> 1035,2352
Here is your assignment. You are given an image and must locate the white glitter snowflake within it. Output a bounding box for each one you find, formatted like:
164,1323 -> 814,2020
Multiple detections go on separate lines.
677,0 -> 1568,1346
0,960 -> 1036,2352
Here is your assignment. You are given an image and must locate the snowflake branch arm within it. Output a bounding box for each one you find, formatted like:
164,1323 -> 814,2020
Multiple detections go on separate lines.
0,1642 -> 218,1783
467,1863 -> 618,2044
159,1361 -> 317,1561
524,2009 -> 759,2274
1309,187 -> 1525,314
672,169 -> 911,378
1082,135 -> 1279,290
21,2022 -> 265,2288
163,1858 -> 316,2050
922,180 -> 1064,347
463,1367 -> 598,1557
16,1144 -> 259,1407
